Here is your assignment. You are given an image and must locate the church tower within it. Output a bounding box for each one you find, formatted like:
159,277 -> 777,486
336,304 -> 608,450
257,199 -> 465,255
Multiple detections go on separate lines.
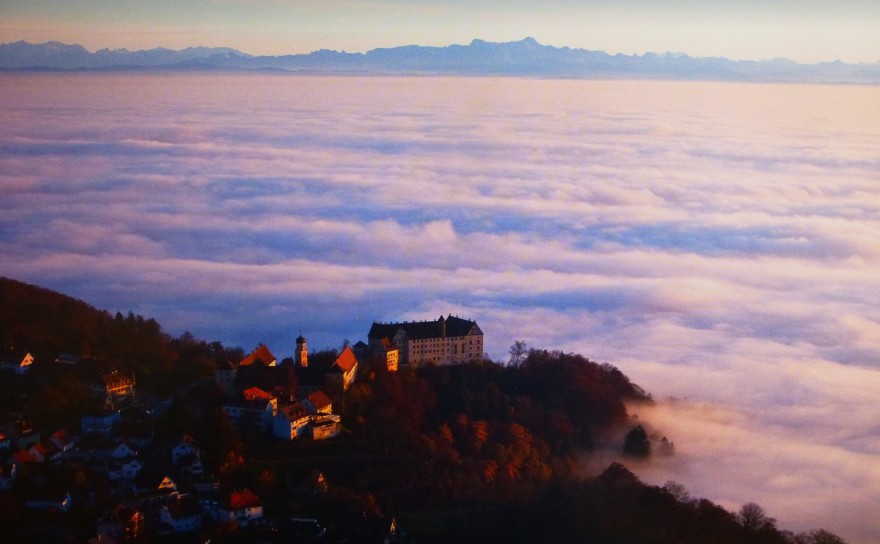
295,334 -> 308,367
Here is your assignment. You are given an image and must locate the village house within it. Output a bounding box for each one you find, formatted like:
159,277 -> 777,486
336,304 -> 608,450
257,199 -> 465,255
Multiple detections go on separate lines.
325,345 -> 359,395
0,460 -> 17,490
170,437 -> 198,465
211,488 -> 263,527
355,337 -> 399,373
27,442 -> 52,463
107,456 -> 143,481
95,505 -> 146,542
310,413 -> 342,440
273,403 -> 312,441
90,370 -> 136,408
240,343 -> 277,367
109,442 -> 138,460
159,496 -> 204,534
0,351 -> 33,375
170,437 -> 204,478
368,315 -> 484,367
25,488 -> 72,513
49,429 -> 75,453
129,473 -> 179,508
55,353 -> 81,365
215,359 -> 237,395
302,390 -> 333,415
82,410 -> 122,436
223,386 -> 278,433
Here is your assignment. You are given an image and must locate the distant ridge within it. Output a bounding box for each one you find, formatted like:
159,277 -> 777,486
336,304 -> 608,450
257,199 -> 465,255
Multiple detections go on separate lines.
2,38 -> 879,84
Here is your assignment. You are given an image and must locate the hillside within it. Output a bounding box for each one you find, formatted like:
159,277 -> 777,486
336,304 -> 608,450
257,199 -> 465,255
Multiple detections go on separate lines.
0,276 -> 236,395
0,277 -> 847,543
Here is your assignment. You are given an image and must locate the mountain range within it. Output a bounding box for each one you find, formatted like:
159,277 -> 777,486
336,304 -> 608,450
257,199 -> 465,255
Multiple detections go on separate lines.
1,37 -> 879,84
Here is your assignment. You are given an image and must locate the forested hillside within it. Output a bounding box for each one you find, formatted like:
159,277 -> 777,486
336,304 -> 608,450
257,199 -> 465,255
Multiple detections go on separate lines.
0,276 -> 239,399
0,276 -> 847,543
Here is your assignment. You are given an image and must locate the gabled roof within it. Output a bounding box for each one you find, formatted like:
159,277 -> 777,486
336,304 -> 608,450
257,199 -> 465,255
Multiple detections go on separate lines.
1,351 -> 33,367
240,344 -> 276,367
227,488 -> 261,510
242,387 -> 273,401
50,429 -> 74,446
307,390 -> 333,411
333,346 -> 358,373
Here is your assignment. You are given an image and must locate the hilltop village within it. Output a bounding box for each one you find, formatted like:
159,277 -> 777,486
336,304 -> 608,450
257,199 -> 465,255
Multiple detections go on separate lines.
0,313 -> 484,543
1,278 -> 846,544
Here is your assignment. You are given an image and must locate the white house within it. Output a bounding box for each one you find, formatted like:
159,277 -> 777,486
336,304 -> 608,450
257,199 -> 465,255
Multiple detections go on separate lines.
107,457 -> 143,481
222,387 -> 278,433
25,490 -> 71,513
49,429 -> 75,453
310,414 -> 342,440
171,438 -> 198,465
82,410 -> 121,436
212,488 -> 263,527
110,442 -> 137,459
273,404 -> 311,441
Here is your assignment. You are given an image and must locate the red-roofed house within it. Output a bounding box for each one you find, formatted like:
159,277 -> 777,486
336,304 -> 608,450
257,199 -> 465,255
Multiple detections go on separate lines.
303,390 -> 333,415
223,387 -> 278,433
212,488 -> 263,527
240,344 -> 276,367
49,429 -> 75,452
243,386 -> 273,401
329,346 -> 359,392
13,449 -> 35,466
28,442 -> 51,463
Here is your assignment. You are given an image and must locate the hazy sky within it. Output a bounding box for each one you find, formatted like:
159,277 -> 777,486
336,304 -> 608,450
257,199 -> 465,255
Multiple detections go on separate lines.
1,0 -> 879,63
1,73 -> 878,541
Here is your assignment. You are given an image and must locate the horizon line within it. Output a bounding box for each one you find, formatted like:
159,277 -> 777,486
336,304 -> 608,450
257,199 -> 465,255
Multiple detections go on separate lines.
4,37 -> 878,67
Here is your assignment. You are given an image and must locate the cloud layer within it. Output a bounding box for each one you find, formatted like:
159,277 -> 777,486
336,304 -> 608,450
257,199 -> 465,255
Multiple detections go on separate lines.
1,73 -> 879,542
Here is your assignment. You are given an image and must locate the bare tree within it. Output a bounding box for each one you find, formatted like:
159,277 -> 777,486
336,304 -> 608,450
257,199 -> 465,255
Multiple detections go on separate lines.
508,340 -> 528,365
739,502 -> 776,533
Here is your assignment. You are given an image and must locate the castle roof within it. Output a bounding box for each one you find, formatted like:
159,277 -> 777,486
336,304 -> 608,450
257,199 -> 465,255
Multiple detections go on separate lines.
368,315 -> 482,340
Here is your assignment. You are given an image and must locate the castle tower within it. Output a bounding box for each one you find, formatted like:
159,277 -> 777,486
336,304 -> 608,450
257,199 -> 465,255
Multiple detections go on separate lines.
295,334 -> 308,368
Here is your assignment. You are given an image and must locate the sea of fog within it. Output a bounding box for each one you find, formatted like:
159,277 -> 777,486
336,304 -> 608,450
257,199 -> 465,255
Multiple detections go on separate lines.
1,73 -> 878,542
